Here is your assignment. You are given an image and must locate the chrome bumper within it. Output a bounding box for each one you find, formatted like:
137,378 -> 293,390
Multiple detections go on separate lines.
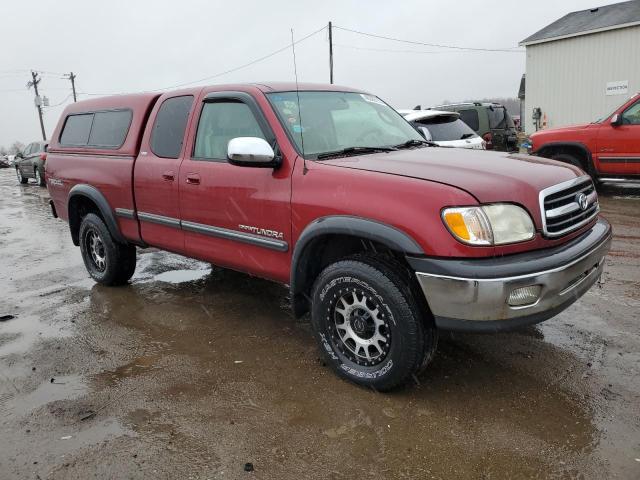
412,220 -> 612,332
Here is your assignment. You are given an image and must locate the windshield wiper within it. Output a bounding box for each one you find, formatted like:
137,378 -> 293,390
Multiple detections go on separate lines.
316,146 -> 397,160
460,133 -> 475,140
393,139 -> 438,149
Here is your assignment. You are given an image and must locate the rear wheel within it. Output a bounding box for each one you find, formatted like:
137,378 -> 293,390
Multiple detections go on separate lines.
79,213 -> 136,286
16,168 -> 27,184
34,167 -> 45,187
310,254 -> 437,391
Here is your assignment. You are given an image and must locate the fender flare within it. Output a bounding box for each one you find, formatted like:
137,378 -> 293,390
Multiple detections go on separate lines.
68,184 -> 126,245
290,215 -> 424,316
535,141 -> 595,175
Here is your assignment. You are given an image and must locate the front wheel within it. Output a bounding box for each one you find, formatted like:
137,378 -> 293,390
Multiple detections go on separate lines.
16,168 -> 27,184
311,255 -> 437,391
79,213 -> 137,286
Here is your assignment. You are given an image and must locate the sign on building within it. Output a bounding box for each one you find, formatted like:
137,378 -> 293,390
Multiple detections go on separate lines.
606,80 -> 629,96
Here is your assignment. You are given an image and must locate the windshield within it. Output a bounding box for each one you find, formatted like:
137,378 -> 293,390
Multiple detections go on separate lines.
414,116 -> 478,141
267,91 -> 424,158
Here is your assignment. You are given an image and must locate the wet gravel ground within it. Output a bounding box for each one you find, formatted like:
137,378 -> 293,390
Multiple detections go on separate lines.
0,168 -> 639,479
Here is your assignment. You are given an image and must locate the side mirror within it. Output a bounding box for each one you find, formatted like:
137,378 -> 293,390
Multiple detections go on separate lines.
15,152 -> 23,159
611,113 -> 622,127
417,126 -> 433,141
227,137 -> 278,168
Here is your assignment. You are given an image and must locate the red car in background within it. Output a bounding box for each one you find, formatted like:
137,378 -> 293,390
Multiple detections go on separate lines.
530,93 -> 640,183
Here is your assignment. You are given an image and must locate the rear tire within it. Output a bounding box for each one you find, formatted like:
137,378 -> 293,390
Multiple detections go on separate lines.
310,254 -> 437,391
16,168 -> 27,184
34,167 -> 45,187
79,213 -> 136,286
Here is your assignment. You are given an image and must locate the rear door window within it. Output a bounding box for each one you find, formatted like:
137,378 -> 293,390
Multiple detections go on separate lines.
60,114 -> 93,146
150,96 -> 194,158
87,110 -> 132,147
458,109 -> 480,131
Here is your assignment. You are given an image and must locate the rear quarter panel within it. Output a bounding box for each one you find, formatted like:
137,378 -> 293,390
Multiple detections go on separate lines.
46,94 -> 159,242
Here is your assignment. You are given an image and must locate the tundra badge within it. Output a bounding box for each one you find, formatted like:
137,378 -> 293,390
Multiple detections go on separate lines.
238,224 -> 284,239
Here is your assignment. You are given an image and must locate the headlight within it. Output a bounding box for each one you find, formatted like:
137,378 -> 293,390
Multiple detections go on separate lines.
442,204 -> 535,245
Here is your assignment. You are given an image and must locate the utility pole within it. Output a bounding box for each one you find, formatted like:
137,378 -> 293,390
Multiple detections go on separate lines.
328,21 -> 334,84
67,72 -> 77,102
27,71 -> 46,141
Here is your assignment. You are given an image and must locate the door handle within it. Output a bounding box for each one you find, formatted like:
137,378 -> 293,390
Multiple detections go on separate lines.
162,171 -> 175,181
186,173 -> 201,185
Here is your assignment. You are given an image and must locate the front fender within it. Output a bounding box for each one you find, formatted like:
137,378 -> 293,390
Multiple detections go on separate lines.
290,215 -> 424,317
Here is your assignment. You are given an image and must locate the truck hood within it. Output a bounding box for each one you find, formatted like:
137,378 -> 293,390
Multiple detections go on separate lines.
319,147 -> 582,215
531,123 -> 594,136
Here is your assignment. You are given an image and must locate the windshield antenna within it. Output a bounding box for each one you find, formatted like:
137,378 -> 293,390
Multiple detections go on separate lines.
291,28 -> 307,174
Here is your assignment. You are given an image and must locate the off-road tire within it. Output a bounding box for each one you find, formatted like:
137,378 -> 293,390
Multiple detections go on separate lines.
310,254 -> 437,391
34,167 -> 45,187
16,168 -> 27,184
79,213 -> 136,286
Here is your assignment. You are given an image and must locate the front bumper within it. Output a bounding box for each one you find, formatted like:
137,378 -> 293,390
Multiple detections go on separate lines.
407,218 -> 612,332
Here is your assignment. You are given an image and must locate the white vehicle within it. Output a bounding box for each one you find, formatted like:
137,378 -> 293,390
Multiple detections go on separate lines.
399,109 -> 486,150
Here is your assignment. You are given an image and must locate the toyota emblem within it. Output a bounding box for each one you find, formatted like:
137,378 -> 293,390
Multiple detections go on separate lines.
576,193 -> 589,210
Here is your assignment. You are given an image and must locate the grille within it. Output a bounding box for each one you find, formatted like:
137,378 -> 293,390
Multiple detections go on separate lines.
539,176 -> 599,237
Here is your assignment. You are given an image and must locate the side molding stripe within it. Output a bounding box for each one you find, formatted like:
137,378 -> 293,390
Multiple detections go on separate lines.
137,212 -> 181,228
115,208 -> 136,220
599,157 -> 640,164
181,220 -> 288,252
131,210 -> 288,252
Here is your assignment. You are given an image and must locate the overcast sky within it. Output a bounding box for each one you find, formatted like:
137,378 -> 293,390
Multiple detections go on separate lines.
0,0 -> 621,148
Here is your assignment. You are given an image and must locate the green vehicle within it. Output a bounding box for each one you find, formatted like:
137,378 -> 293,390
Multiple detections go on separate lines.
427,102 -> 518,152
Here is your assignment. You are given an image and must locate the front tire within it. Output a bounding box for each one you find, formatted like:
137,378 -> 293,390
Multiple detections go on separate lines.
310,255 -> 437,391
16,168 -> 27,184
79,213 -> 137,286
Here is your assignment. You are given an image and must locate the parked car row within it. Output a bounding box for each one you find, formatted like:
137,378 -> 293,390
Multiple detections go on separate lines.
405,102 -> 518,152
398,109 -> 486,150
10,141 -> 48,186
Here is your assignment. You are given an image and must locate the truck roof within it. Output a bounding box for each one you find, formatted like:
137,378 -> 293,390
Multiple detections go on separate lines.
48,82 -> 367,155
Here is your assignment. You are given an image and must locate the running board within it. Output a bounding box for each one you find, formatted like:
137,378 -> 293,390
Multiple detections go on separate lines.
598,177 -> 640,184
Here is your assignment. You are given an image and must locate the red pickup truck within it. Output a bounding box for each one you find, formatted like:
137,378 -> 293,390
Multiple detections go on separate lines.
46,83 -> 611,390
530,93 -> 640,183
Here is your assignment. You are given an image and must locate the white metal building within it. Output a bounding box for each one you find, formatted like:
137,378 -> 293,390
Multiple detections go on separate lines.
520,0 -> 640,133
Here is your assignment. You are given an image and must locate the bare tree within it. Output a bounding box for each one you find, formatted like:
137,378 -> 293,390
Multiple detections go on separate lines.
9,141 -> 25,155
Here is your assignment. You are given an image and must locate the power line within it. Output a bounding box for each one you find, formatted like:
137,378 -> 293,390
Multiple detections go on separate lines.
333,25 -> 523,53
152,24 -> 327,91
333,43 -> 470,55
44,93 -> 74,108
0,88 -> 31,93
69,25 -> 327,98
